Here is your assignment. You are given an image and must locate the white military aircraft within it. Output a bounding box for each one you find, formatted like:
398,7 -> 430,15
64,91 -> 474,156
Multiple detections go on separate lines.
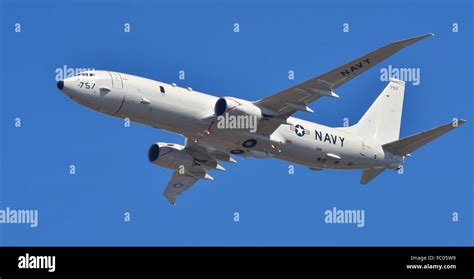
57,33 -> 465,204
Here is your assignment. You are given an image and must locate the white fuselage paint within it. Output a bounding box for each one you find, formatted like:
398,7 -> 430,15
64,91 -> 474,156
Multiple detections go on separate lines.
61,71 -> 403,170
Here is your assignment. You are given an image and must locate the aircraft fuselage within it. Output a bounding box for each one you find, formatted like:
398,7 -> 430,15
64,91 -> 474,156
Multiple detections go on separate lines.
59,70 -> 403,171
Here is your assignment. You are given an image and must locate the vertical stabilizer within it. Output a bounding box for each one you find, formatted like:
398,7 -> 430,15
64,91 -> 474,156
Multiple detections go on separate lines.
347,79 -> 405,144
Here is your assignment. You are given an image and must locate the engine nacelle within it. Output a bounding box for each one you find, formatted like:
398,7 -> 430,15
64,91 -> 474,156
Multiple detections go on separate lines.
147,142 -> 194,170
214,97 -> 263,121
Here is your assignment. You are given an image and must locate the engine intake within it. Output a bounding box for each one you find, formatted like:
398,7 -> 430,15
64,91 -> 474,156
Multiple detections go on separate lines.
148,142 -> 194,170
213,97 -> 263,121
214,98 -> 228,116
148,143 -> 161,162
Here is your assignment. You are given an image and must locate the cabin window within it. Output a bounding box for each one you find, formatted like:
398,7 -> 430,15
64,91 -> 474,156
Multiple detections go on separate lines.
160,86 -> 165,93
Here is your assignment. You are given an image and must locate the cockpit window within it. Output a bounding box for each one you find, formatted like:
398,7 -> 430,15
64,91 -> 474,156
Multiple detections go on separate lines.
75,72 -> 94,77
160,86 -> 165,93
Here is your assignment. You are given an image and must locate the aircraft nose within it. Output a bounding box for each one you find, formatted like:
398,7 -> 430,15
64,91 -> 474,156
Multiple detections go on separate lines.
57,80 -> 64,90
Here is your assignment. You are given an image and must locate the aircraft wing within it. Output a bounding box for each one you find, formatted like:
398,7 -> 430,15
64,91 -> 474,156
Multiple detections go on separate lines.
163,171 -> 199,205
255,33 -> 433,135
162,138 -> 236,204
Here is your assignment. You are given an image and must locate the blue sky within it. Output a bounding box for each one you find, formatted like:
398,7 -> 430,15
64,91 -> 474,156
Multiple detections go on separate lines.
0,0 -> 472,246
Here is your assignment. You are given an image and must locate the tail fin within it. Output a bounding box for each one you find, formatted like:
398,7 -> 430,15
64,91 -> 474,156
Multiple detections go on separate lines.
382,119 -> 466,156
346,79 -> 405,144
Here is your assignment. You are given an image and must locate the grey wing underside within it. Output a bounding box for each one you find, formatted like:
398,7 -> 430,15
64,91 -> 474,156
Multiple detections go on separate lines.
256,34 -> 433,135
162,138 -> 236,204
163,171 -> 199,205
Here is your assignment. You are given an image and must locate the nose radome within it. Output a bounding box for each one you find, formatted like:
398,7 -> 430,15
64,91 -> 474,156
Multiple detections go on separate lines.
57,80 -> 64,90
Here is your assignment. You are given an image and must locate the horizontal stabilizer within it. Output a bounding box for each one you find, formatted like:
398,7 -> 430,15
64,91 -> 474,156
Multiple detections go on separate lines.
382,119 -> 466,156
360,168 -> 385,184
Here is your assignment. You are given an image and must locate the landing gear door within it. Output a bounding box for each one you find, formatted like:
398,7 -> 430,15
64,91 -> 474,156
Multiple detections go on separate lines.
109,71 -> 123,89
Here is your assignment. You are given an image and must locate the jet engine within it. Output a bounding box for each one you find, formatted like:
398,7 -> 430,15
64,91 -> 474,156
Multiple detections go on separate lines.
214,97 -> 264,121
147,142 -> 194,170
